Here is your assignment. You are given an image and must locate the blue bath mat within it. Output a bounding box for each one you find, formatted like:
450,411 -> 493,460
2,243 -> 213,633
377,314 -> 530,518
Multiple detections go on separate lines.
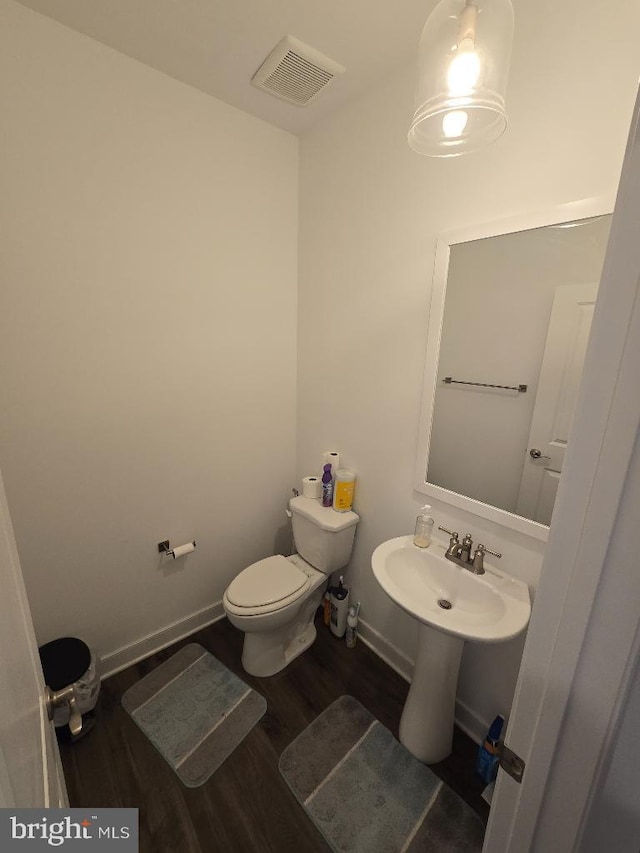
122,643 -> 266,787
279,695 -> 484,852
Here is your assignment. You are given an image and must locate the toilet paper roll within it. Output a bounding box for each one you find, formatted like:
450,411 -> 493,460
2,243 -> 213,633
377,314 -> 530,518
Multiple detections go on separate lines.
172,541 -> 196,559
302,476 -> 322,500
321,450 -> 340,473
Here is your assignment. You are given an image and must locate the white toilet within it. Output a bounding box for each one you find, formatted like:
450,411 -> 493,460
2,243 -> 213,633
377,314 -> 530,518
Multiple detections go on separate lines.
223,496 -> 359,677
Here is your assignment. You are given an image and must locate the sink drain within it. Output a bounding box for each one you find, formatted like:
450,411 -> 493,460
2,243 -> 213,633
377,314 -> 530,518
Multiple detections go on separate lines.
438,599 -> 452,610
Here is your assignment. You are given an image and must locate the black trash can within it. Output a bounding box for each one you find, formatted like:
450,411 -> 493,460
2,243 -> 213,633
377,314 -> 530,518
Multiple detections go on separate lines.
39,637 -> 100,741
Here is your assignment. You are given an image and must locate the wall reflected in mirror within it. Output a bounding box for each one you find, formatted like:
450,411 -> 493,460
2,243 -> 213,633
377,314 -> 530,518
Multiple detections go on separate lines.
427,214 -> 612,525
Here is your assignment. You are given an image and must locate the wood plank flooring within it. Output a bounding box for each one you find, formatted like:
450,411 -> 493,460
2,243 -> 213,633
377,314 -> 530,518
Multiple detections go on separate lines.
60,616 -> 490,852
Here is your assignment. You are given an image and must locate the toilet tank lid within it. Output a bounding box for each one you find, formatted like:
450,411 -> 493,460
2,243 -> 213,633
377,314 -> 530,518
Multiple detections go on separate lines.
290,496 -> 359,531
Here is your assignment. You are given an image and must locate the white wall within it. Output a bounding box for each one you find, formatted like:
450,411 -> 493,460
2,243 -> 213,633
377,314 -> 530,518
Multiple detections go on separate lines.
429,218 -> 611,514
0,1 -> 299,666
297,0 -> 640,737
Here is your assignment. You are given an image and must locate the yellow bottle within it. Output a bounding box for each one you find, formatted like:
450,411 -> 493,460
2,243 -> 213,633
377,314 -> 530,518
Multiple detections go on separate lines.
333,469 -> 356,512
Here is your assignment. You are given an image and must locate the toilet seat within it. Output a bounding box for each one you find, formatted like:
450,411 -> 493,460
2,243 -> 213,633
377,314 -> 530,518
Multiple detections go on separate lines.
224,555 -> 311,617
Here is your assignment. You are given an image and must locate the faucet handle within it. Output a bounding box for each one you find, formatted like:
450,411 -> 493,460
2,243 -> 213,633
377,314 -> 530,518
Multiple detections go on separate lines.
477,544 -> 502,559
439,527 -> 461,558
472,543 -> 502,574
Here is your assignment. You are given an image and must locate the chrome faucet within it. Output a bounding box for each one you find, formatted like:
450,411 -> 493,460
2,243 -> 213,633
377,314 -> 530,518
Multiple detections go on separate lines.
438,527 -> 501,575
460,533 -> 473,563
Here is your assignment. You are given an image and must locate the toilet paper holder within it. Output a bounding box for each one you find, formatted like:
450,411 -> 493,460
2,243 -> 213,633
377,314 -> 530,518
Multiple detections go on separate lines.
158,539 -> 197,558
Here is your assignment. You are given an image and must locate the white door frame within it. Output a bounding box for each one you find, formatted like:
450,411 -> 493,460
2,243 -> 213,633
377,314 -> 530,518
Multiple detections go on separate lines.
0,466 -> 67,808
484,86 -> 640,850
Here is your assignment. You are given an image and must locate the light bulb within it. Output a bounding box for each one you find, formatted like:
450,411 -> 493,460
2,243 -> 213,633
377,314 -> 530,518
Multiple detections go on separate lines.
447,37 -> 480,95
442,110 -> 469,137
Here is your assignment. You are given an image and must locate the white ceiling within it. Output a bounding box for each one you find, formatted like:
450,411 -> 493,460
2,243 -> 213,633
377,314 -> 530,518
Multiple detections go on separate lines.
15,0 -> 437,135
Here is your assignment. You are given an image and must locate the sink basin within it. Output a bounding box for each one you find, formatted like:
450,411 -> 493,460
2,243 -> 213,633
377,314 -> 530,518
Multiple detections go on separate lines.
371,535 -> 531,764
372,535 -> 530,643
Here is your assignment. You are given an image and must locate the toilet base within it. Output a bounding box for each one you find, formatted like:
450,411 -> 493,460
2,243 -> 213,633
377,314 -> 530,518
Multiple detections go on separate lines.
240,590 -> 322,677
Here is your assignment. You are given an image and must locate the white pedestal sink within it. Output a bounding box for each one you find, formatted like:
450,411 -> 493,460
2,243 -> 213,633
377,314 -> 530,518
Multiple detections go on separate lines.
372,535 -> 531,764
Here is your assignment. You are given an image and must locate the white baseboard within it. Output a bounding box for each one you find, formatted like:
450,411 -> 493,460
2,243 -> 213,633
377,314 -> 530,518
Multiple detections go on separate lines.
357,618 -> 414,683
358,617 -> 486,745
454,698 -> 486,745
100,600 -> 225,680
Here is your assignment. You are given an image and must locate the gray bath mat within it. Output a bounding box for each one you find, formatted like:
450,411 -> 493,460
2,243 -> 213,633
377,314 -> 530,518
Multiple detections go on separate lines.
122,643 -> 266,787
279,696 -> 484,853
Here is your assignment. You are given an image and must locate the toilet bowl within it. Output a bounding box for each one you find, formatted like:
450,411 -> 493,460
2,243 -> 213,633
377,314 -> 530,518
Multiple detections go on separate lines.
224,554 -> 325,677
223,497 -> 359,677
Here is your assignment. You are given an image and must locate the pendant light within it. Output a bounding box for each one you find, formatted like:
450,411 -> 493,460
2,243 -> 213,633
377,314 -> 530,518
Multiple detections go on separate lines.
408,0 -> 514,157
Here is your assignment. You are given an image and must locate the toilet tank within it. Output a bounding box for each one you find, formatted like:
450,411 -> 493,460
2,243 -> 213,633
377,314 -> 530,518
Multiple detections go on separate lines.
289,496 -> 359,574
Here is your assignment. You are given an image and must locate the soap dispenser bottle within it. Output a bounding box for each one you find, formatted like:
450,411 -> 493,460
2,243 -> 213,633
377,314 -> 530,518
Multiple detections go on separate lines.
414,505 -> 434,548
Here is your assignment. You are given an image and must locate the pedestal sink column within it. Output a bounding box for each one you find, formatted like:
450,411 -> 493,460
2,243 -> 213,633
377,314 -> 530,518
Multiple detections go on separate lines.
399,622 -> 464,764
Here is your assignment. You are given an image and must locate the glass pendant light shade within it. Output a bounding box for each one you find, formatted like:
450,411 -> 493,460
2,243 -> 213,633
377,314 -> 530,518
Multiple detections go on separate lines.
408,0 -> 514,157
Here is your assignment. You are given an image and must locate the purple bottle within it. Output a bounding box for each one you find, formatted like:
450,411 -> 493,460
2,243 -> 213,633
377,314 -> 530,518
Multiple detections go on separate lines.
322,463 -> 334,507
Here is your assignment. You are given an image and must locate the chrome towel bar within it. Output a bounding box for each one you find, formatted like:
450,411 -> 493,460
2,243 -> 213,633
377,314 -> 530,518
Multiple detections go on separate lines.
442,376 -> 527,393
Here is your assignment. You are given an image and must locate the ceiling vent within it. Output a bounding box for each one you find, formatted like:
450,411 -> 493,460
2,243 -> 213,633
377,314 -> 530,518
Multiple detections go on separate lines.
251,36 -> 345,107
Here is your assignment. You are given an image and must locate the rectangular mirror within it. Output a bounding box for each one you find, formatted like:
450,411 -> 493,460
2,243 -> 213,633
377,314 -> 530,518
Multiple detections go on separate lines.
415,204 -> 612,541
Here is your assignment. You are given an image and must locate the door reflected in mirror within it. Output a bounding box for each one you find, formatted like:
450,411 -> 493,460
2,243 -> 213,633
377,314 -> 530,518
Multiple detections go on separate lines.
423,213 -> 612,529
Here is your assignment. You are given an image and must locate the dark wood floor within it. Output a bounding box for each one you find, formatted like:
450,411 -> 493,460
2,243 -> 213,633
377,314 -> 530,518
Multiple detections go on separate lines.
60,615 -> 489,852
